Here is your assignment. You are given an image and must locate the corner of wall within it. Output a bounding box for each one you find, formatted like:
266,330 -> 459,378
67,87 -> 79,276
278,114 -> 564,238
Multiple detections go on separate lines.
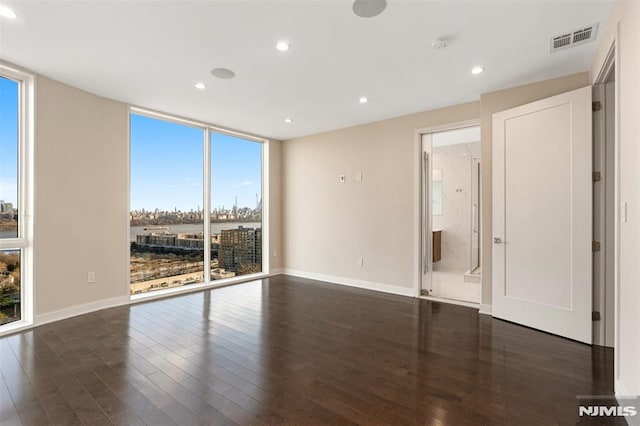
280,102 -> 480,296
590,2 -> 622,82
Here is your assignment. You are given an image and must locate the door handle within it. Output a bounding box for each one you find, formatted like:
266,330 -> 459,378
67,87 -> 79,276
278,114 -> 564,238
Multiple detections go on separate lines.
423,152 -> 429,274
472,203 -> 478,233
494,237 -> 505,244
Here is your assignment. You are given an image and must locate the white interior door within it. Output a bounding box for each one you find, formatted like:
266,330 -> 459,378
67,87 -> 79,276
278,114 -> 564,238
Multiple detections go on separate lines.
492,86 -> 592,344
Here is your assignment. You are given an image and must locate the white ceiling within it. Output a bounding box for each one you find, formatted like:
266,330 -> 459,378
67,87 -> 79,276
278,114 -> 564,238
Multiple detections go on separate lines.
0,1 -> 612,140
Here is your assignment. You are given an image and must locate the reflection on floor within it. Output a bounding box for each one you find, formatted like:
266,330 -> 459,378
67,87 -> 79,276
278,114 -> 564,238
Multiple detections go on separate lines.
0,276 -> 618,425
431,270 -> 481,303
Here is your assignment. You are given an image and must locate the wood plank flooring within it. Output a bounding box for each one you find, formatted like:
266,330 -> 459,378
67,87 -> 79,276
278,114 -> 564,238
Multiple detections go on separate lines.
0,275 -> 620,425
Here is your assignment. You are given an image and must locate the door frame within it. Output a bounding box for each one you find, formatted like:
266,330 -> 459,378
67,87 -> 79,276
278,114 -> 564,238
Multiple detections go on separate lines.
593,33 -> 620,388
413,119 -> 480,298
593,76 -> 616,348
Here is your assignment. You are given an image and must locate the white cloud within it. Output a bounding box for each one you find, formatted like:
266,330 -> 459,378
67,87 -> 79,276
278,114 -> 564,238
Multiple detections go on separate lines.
232,180 -> 253,188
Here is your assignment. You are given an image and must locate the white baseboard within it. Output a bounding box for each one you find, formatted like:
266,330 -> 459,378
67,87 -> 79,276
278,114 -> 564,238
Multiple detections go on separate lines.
35,295 -> 131,327
479,304 -> 492,315
269,268 -> 285,276
282,269 -> 415,297
615,380 -> 640,426
616,380 -> 628,396
615,379 -> 639,401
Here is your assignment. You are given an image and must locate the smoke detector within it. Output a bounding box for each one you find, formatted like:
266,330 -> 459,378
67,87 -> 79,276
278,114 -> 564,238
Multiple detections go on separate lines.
431,38 -> 448,50
550,24 -> 599,53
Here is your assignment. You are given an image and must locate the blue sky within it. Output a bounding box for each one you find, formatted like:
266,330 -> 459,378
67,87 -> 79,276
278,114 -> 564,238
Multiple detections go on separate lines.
130,113 -> 262,212
0,77 -> 18,207
0,85 -> 262,212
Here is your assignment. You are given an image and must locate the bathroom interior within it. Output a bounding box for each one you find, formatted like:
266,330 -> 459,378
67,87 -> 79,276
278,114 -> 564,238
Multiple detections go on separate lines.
429,126 -> 481,304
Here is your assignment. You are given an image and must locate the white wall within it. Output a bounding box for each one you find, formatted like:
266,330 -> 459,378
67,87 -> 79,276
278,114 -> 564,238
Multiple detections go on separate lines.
282,102 -> 480,295
432,142 -> 480,273
591,0 -> 640,399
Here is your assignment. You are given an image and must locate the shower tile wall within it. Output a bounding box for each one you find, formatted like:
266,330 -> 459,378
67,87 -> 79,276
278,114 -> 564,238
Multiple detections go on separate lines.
432,142 -> 480,272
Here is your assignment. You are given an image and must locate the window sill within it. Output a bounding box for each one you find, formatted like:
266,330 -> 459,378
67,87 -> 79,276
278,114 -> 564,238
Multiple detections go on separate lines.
129,271 -> 272,304
0,320 -> 34,337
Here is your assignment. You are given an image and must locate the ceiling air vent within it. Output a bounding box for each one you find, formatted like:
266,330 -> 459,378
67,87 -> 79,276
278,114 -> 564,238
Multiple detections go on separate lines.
553,33 -> 572,50
550,24 -> 599,53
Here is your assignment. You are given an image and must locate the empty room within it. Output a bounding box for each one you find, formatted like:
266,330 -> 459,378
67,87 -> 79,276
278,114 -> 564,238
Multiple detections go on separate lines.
0,0 -> 639,425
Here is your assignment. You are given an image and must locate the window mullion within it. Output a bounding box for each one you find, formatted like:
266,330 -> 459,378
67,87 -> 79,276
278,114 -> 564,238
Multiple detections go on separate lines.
203,130 -> 211,285
0,240 -> 27,250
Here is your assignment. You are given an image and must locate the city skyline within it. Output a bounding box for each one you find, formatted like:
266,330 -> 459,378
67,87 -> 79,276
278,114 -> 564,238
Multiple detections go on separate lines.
130,113 -> 262,212
0,77 -> 19,207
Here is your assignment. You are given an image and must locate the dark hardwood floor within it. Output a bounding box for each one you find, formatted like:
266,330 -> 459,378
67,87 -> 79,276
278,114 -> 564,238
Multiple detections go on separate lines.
0,275 -> 619,425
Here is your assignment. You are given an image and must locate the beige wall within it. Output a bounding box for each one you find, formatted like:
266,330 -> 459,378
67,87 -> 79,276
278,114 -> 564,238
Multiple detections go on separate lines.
35,76 -> 130,317
32,75 -> 283,320
283,102 -> 480,293
283,73 -> 589,300
479,72 -> 590,306
591,0 -> 640,397
268,139 -> 283,270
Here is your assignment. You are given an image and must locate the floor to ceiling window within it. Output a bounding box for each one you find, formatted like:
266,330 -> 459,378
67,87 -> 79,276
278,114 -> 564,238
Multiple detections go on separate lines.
129,112 -> 266,295
210,132 -> 262,279
0,66 -> 33,329
130,114 -> 205,294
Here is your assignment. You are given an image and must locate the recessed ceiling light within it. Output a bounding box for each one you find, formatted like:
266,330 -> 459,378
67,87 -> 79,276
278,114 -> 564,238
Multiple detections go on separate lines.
284,118 -> 293,124
211,68 -> 236,79
0,5 -> 18,19
352,0 -> 387,18
359,97 -> 369,104
195,82 -> 206,90
276,41 -> 290,52
471,66 -> 485,75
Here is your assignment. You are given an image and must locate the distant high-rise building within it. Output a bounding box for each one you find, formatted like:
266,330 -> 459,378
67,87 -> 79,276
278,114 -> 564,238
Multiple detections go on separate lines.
0,200 -> 14,216
219,226 -> 262,273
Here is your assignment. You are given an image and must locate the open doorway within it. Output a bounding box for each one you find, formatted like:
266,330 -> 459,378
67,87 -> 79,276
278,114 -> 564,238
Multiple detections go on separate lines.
421,125 -> 481,304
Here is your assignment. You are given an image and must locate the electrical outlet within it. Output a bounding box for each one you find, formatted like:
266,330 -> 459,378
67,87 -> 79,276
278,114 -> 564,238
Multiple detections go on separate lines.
356,172 -> 363,182
273,249 -> 278,257
356,257 -> 364,267
339,174 -> 346,183
88,272 -> 96,283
